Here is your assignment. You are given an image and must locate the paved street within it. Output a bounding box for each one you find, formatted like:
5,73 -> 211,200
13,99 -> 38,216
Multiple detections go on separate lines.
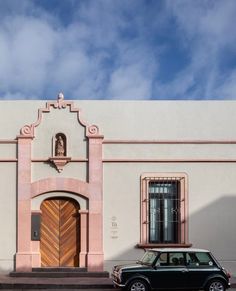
0,289 -> 236,291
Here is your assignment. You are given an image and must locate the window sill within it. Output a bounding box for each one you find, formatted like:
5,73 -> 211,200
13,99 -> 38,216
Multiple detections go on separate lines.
136,243 -> 193,249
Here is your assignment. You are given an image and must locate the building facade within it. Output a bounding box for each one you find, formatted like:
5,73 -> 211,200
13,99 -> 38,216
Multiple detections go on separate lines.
0,94 -> 236,274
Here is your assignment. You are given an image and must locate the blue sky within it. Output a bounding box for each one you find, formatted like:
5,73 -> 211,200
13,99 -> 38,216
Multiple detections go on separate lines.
0,0 -> 236,100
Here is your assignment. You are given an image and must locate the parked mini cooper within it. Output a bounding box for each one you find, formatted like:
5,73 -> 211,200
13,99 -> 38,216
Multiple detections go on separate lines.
112,248 -> 231,291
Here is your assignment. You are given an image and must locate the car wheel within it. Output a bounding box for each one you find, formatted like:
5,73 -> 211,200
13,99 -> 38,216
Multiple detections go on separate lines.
128,279 -> 149,291
205,279 -> 226,291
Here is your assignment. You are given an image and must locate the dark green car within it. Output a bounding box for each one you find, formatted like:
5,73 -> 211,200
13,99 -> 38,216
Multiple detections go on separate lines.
112,248 -> 231,291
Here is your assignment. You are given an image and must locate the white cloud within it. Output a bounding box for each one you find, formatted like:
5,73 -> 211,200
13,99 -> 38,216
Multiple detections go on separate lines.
0,0 -> 235,100
0,15 -> 58,96
0,0 -> 158,100
163,0 -> 236,99
216,70 -> 236,99
108,64 -> 152,100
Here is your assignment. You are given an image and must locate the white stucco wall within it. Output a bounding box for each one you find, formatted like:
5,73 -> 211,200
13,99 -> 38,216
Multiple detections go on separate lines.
0,99 -> 236,274
1,100 -> 236,140
103,162 -> 236,274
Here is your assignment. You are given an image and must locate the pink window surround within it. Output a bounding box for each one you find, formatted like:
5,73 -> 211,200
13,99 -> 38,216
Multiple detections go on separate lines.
15,96 -> 104,272
138,172 -> 191,248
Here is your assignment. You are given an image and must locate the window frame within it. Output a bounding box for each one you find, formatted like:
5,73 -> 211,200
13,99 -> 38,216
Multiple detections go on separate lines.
138,172 -> 191,248
149,180 -> 179,243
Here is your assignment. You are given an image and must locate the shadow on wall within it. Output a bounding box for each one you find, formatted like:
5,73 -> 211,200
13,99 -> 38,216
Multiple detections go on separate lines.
105,195 -> 236,274
189,195 -> 236,271
0,266 -> 13,275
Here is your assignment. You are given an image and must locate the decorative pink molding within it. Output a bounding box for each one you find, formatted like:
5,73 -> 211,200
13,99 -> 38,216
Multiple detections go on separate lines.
86,125 -> 103,137
103,139 -> 236,144
19,93 -> 101,138
48,156 -> 71,172
31,177 -> 90,199
15,95 -> 104,272
19,125 -> 34,138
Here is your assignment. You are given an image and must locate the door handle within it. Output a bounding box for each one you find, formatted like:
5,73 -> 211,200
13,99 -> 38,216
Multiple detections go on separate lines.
181,269 -> 189,273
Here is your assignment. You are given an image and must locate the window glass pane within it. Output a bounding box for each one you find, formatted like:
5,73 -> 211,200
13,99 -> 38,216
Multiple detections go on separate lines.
169,253 -> 185,266
155,253 -> 168,266
164,198 -> 175,242
149,181 -> 179,243
149,194 -> 160,242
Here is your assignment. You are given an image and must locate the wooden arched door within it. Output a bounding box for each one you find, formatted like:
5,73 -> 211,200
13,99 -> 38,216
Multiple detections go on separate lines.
40,197 -> 80,267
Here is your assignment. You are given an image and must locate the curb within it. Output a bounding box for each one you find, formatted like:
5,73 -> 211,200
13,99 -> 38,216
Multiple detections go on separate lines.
0,283 -> 114,289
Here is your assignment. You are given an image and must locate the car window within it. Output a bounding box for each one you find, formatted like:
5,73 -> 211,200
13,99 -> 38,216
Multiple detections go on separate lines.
141,251 -> 157,265
155,252 -> 185,267
186,252 -> 214,267
155,253 -> 168,266
169,253 -> 185,266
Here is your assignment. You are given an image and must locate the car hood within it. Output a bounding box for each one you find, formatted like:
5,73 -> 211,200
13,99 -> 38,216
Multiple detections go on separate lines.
114,263 -> 151,272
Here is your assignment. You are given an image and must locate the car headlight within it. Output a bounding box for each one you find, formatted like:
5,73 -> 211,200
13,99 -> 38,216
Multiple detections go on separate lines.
118,269 -> 123,280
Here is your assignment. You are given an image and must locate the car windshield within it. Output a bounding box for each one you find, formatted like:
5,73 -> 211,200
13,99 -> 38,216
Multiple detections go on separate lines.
140,251 -> 158,265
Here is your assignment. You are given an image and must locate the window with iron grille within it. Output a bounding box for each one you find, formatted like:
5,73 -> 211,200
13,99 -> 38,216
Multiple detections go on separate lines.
149,180 -> 180,243
139,173 -> 190,247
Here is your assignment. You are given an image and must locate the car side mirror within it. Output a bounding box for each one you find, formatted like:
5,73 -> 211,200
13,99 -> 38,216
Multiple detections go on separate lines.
153,263 -> 160,269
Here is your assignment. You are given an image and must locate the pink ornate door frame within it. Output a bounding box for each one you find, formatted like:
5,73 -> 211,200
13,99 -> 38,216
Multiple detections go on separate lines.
15,96 -> 104,271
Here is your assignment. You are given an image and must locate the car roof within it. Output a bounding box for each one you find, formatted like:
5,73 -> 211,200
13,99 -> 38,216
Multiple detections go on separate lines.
147,248 -> 209,253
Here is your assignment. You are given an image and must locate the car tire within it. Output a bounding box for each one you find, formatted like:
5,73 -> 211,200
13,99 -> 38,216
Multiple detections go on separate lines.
127,279 -> 149,291
205,279 -> 226,291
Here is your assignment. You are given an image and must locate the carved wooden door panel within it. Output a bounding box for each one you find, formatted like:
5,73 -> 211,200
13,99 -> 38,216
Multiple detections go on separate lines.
40,198 -> 80,267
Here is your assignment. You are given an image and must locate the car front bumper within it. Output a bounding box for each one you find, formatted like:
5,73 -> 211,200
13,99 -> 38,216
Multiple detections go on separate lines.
111,273 -> 125,288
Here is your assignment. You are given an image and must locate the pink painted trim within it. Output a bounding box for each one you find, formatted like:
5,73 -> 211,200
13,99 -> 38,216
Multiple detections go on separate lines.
0,139 -> 17,144
103,159 -> 236,163
0,158 -> 17,162
31,158 -> 236,163
31,158 -> 88,162
103,139 -> 236,144
31,177 -> 90,199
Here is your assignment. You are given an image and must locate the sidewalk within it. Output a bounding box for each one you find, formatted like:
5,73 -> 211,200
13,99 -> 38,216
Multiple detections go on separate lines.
0,274 -> 114,289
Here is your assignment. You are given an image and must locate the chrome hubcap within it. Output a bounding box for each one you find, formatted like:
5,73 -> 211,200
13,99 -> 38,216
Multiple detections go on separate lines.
130,281 -> 146,291
209,281 -> 224,291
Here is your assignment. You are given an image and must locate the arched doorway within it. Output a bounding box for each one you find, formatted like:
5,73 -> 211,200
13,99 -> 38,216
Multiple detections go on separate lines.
40,197 -> 80,267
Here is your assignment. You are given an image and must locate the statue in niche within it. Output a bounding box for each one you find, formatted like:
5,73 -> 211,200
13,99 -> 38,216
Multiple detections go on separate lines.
55,134 -> 66,157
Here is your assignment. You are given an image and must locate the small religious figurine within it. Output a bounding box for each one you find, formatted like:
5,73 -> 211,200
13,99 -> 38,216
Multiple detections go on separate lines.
58,92 -> 64,101
55,135 -> 65,156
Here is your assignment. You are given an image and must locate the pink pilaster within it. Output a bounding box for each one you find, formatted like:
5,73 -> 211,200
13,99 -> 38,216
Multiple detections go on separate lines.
87,136 -> 104,271
16,136 -> 33,271
79,210 -> 88,267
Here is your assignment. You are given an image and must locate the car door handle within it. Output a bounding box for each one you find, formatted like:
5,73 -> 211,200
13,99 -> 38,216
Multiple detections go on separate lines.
181,269 -> 189,273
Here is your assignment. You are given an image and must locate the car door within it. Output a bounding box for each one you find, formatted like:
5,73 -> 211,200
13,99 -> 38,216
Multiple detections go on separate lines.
185,252 -> 218,289
151,252 -> 188,289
